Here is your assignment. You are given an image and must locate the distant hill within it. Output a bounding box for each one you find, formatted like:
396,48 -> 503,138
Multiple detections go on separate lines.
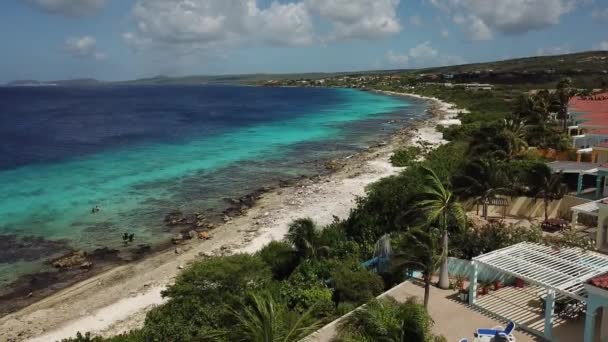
5,78 -> 102,87
7,51 -> 607,88
419,51 -> 608,74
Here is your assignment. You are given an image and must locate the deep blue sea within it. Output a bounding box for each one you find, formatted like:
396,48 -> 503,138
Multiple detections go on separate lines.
0,85 -> 426,286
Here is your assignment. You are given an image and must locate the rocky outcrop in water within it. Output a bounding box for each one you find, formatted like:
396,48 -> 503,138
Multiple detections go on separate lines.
51,251 -> 91,269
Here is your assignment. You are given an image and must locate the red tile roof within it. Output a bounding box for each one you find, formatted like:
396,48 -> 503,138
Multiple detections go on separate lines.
589,273 -> 608,290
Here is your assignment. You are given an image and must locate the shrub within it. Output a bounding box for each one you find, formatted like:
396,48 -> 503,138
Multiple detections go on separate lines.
330,262 -> 385,306
451,221 -> 543,259
258,241 -> 299,280
140,254 -> 273,341
390,146 -> 422,167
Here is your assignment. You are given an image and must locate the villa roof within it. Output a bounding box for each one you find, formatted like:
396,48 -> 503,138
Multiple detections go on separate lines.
474,242 -> 608,301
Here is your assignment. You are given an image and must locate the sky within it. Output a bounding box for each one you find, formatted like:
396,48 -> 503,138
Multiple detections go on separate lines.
1,0 -> 607,82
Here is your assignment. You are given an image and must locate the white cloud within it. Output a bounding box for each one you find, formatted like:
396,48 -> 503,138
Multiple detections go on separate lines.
25,0 -> 106,17
125,0 -> 402,53
453,14 -> 492,41
594,41 -> 608,51
408,41 -> 438,59
125,0 -> 317,51
592,8 -> 608,22
386,50 -> 409,66
386,41 -> 462,68
305,0 -> 401,40
430,0 -> 574,40
63,36 -> 106,59
409,15 -> 423,27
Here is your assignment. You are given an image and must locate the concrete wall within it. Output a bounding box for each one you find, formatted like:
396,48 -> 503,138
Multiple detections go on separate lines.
485,195 -> 590,220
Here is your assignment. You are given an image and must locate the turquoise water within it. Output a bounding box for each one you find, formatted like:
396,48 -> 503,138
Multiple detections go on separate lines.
0,86 -> 423,287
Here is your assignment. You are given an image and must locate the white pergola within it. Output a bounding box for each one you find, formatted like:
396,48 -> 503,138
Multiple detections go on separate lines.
468,242 -> 608,341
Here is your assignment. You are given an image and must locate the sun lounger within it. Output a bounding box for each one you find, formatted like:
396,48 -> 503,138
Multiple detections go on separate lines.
475,321 -> 516,340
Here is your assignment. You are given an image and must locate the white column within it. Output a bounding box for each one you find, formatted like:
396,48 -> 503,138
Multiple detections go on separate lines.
572,210 -> 579,227
544,290 -> 555,341
469,260 -> 478,305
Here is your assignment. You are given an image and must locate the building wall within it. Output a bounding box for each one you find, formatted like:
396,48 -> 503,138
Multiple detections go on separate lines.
486,195 -> 591,220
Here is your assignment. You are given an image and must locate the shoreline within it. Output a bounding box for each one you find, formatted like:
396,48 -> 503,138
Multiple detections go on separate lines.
0,92 -> 463,342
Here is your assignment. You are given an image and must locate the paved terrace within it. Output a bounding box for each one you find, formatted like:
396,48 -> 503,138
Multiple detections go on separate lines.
304,280 -> 539,342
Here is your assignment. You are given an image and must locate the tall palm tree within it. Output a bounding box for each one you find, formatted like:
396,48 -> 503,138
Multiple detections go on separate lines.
390,227 -> 442,308
453,158 -> 512,219
231,292 -> 321,342
526,165 -> 568,221
556,78 -> 576,132
286,218 -> 327,259
416,167 -> 467,290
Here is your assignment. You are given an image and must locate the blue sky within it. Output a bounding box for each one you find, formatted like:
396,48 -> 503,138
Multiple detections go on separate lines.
1,0 -> 607,82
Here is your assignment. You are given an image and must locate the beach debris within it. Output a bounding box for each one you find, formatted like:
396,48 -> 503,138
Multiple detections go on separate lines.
198,231 -> 210,240
51,250 -> 90,269
178,265 -> 184,269
199,251 -> 213,257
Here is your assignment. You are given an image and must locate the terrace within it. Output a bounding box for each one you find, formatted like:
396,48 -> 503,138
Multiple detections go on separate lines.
470,242 -> 608,341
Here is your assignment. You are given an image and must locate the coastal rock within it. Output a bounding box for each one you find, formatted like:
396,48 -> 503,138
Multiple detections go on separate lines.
198,231 -> 210,240
175,248 -> 182,255
51,250 -> 89,269
171,234 -> 183,244
188,230 -> 197,239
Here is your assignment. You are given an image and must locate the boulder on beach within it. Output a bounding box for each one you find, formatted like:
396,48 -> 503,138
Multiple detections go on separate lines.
198,231 -> 210,240
171,233 -> 183,244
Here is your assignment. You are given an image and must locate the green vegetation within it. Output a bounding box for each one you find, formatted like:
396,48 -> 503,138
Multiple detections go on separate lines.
334,298 -> 444,342
390,146 -> 422,167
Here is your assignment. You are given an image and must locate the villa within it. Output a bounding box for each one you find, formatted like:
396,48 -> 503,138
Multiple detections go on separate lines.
547,92 -> 608,253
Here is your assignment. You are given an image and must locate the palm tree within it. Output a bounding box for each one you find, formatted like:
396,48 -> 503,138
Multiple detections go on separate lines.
453,158 -> 512,219
390,227 -> 442,308
556,78 -> 576,132
526,164 -> 568,221
502,118 -> 529,158
335,297 -> 436,342
231,292 -> 321,342
286,218 -> 327,259
416,167 -> 467,290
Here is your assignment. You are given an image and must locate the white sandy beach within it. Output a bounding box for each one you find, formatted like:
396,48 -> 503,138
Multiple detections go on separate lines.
0,93 -> 463,342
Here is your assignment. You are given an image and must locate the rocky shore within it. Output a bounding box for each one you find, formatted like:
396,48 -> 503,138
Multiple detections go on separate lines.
0,93 -> 463,342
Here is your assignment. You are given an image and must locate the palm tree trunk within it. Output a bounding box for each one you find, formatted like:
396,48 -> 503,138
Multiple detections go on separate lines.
544,197 -> 549,221
423,275 -> 431,308
438,230 -> 450,289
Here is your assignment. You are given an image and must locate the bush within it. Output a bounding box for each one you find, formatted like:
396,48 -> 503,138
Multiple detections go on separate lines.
258,241 -> 299,280
451,221 -> 543,259
318,223 -> 364,260
282,260 -> 335,317
140,254 -> 273,341
390,146 -> 422,167
330,262 -> 385,306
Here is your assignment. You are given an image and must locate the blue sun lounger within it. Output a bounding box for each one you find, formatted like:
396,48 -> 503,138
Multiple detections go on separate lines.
475,321 -> 515,339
